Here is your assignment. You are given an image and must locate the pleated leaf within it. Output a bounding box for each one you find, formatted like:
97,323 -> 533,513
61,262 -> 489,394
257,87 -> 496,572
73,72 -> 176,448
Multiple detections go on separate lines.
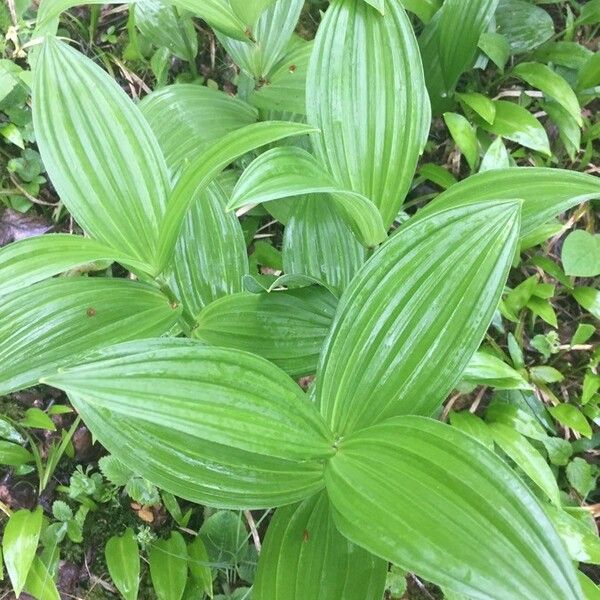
283,196 -> 366,293
254,492 -> 387,600
317,199 -> 521,434
0,234 -> 152,298
230,0 -> 277,27
219,0 -> 304,79
172,182 -> 248,316
36,0 -> 251,41
33,37 -> 170,272
229,147 -> 387,247
307,0 -> 430,228
194,287 -> 337,377
45,339 -> 334,509
0,278 -> 180,395
419,0 -> 499,114
325,416 -> 582,599
139,84 -> 257,173
250,40 -> 313,115
158,121 -> 316,273
135,0 -> 197,61
423,167 -> 600,238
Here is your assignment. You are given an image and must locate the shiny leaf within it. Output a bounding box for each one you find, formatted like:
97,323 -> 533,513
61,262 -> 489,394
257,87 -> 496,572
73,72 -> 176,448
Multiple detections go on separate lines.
496,0 -> 554,54
254,491 -> 387,600
282,196 -> 366,293
45,339 -> 333,509
139,84 -> 257,173
419,0 -> 499,113
135,0 -> 197,61
158,121 -> 316,273
194,287 -> 337,377
229,147 -> 387,247
105,529 -> 140,600
0,234 -> 152,298
250,40 -> 312,115
479,100 -> 550,155
325,416 -> 582,599
0,278 -> 180,395
462,351 -> 532,390
172,181 -> 248,316
3,507 -> 43,597
219,0 -> 304,79
488,422 -> 561,506
513,62 -> 582,126
23,557 -> 60,600
307,0 -> 430,227
424,167 -> 600,237
33,37 -> 170,271
317,200 -> 521,434
149,532 -> 188,600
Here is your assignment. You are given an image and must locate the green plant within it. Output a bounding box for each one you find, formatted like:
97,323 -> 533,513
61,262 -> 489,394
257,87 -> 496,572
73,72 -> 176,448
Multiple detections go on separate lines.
1,0 -> 599,598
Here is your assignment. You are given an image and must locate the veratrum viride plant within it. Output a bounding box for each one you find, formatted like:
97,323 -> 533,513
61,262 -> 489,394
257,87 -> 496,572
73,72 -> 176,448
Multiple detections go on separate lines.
1,0 -> 600,598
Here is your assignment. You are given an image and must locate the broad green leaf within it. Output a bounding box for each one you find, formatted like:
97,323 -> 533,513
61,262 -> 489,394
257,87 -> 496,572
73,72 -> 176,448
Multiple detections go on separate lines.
424,168 -> 600,238
573,287 -> 600,319
496,0 -> 554,54
139,85 -> 257,173
485,400 -> 549,441
45,339 -> 333,509
478,32 -> 510,71
250,40 -> 312,115
457,92 -> 496,124
462,351 -> 532,390
419,0 -> 499,113
172,181 -> 248,316
283,196 -> 366,293
513,62 -> 582,126
578,53 -> 600,92
21,408 -> 55,431
229,0 -> 276,30
545,100 -> 581,161
317,200 -> 520,434
187,537 -> 212,597
194,287 -> 337,377
229,147 -> 387,247
36,0 -> 250,40
546,506 -> 600,565
576,0 -> 600,25
307,0 -> 430,227
488,422 -> 561,505
479,100 -> 550,155
399,0 -> 440,22
448,411 -> 494,449
3,507 -> 43,597
549,405 -> 593,439
533,42 -> 593,71
0,234 -> 152,298
325,416 -> 582,599
135,0 -> 197,61
443,112 -> 478,170
33,37 -> 170,272
254,492 -> 387,600
562,230 -> 600,277
23,557 -> 60,600
480,137 -> 510,171
566,458 -> 597,498
219,0 -> 304,79
150,532 -> 188,600
158,121 -> 316,273
580,572 -> 600,600
0,441 -> 33,466
362,0 -> 384,13
0,278 -> 180,395
105,529 -> 140,600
